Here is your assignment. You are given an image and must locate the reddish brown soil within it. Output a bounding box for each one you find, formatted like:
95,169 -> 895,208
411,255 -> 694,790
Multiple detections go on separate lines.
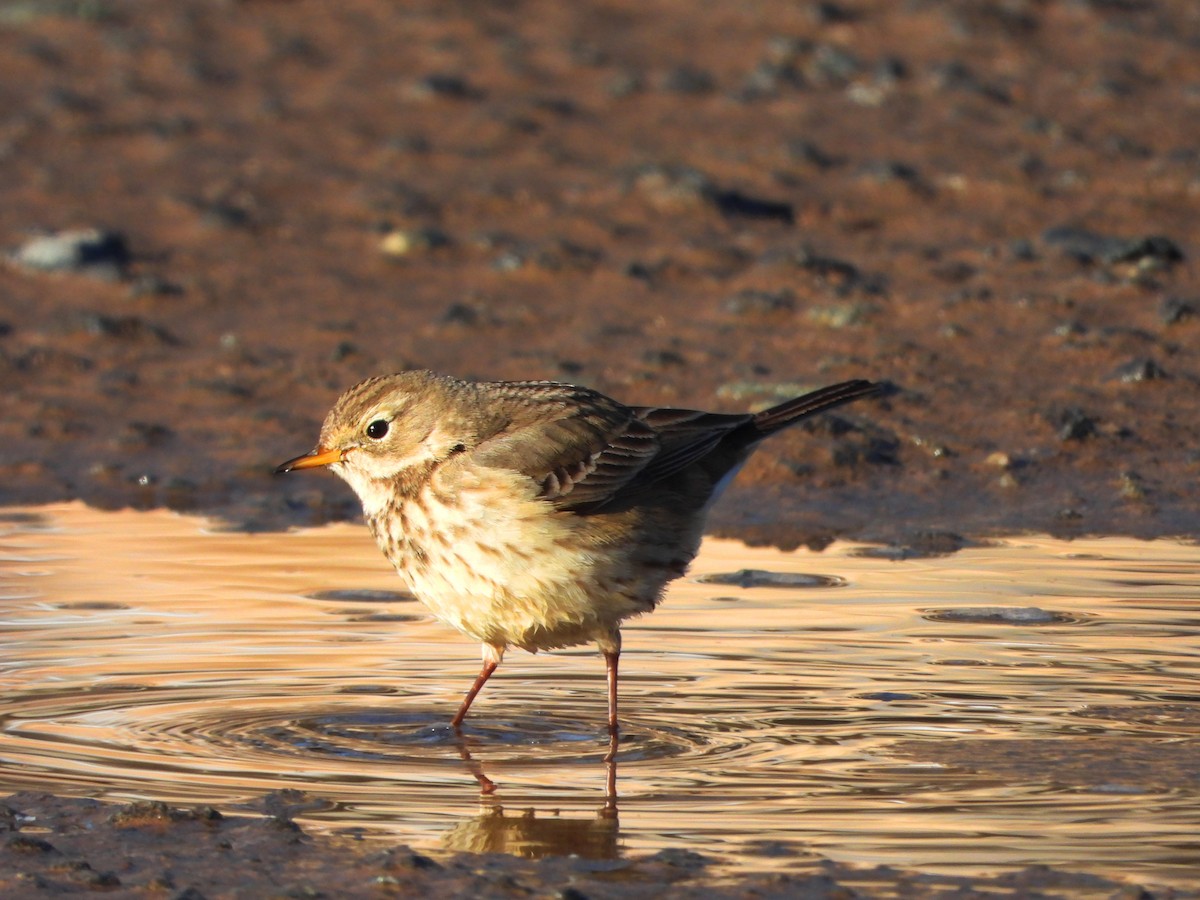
1,0 -> 1198,550
1,1 -> 1199,895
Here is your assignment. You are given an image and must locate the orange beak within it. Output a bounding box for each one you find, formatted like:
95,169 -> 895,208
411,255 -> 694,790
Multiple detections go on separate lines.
274,446 -> 345,475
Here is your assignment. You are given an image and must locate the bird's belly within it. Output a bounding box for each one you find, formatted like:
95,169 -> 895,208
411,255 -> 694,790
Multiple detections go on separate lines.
373,483 -> 653,651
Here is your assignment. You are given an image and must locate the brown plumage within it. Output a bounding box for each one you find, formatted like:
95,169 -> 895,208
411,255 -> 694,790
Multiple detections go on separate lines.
276,371 -> 879,738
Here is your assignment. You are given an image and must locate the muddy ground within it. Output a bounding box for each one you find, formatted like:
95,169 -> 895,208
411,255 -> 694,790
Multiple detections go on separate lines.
5,790 -> 1194,900
1,0 -> 1199,896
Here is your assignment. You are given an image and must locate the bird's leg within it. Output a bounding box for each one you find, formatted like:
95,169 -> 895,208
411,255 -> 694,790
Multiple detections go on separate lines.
598,630 -> 621,761
604,650 -> 619,737
452,645 -> 503,730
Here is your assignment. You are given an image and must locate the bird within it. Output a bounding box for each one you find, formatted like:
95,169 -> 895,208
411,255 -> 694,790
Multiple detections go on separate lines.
276,370 -> 879,740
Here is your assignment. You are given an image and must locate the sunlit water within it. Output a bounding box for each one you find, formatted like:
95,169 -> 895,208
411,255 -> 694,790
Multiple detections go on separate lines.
1,503 -> 1198,887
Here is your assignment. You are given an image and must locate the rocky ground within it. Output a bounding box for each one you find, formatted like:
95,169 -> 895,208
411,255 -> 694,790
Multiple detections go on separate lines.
1,0 -> 1199,896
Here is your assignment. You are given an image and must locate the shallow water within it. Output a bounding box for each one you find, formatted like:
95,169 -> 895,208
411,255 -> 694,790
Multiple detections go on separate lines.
1,503 -> 1198,886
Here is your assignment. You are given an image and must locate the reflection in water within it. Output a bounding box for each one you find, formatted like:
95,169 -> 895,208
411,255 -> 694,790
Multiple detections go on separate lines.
1,503 -> 1200,886
442,801 -> 619,858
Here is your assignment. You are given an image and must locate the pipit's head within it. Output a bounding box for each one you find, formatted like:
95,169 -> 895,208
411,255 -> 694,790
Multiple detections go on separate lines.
275,371 -> 482,504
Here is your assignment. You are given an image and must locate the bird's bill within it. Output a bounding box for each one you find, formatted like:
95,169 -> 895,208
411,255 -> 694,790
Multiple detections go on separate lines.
274,446 -> 344,474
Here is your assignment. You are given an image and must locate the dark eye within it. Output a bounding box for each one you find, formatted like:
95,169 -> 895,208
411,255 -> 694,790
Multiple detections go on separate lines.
365,419 -> 389,440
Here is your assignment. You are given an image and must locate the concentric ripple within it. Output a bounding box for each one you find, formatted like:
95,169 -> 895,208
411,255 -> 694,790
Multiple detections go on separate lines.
2,504 -> 1200,886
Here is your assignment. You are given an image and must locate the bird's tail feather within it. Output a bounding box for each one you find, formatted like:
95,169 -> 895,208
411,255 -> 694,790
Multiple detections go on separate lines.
750,380 -> 880,436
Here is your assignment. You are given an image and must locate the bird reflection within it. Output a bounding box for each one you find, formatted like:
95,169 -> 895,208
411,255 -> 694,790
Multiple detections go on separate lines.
447,732 -> 619,858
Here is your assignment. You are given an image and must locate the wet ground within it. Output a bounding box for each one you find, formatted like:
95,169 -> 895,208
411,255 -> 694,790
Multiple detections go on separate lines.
1,0 -> 1200,896
1,0 -> 1199,548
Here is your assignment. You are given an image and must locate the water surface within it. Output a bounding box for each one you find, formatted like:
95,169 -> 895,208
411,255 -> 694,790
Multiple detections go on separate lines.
1,503 -> 1197,886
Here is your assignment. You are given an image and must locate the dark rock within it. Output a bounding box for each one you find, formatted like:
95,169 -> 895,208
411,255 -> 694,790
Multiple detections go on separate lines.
859,160 -> 931,195
1049,407 -> 1097,441
72,312 -> 179,345
928,60 -> 1012,103
642,349 -> 686,368
409,74 -> 481,100
1109,358 -> 1166,382
266,815 -> 303,834
623,260 -> 657,281
786,140 -> 841,168
86,870 -> 122,888
659,66 -> 716,94
1158,296 -> 1195,325
1042,226 -> 1184,267
6,834 -> 57,854
1008,238 -> 1037,261
0,803 -> 20,832
795,248 -> 883,295
707,188 -> 794,224
633,164 -> 794,223
723,289 -> 795,315
439,303 -> 480,325
739,59 -> 803,99
330,340 -> 357,361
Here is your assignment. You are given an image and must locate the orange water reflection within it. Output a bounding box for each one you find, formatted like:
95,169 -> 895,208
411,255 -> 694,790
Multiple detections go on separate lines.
1,503 -> 1198,885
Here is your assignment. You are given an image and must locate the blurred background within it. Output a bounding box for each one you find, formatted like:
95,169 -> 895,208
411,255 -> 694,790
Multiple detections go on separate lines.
1,0 -> 1196,543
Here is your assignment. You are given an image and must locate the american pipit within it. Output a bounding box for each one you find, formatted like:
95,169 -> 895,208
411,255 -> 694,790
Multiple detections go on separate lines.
277,371 -> 878,737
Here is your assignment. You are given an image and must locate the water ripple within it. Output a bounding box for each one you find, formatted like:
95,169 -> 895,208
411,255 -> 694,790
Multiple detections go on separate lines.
1,507 -> 1199,886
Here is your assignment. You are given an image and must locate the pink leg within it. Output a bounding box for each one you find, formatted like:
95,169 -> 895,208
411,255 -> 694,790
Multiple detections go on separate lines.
451,658 -> 499,729
604,649 -> 620,737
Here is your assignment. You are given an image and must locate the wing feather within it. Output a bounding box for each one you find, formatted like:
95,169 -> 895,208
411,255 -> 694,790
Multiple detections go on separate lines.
466,382 -> 661,511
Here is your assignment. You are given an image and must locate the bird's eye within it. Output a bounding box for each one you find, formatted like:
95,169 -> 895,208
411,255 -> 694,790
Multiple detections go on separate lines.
365,419 -> 389,440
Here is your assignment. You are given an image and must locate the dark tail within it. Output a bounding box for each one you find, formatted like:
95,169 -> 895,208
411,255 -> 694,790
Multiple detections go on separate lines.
750,379 -> 880,436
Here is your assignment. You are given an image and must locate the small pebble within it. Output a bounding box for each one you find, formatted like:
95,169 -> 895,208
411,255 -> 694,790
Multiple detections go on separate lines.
407,74 -> 480,101
658,66 -> 716,94
11,228 -> 129,279
1050,407 -> 1097,442
723,289 -> 795,315
1109,358 -> 1166,382
1158,296 -> 1195,325
379,227 -> 451,257
1042,226 -> 1183,268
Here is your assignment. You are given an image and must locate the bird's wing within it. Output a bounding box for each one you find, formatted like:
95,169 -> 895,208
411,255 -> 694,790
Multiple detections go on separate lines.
628,407 -> 752,484
467,382 -> 661,511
